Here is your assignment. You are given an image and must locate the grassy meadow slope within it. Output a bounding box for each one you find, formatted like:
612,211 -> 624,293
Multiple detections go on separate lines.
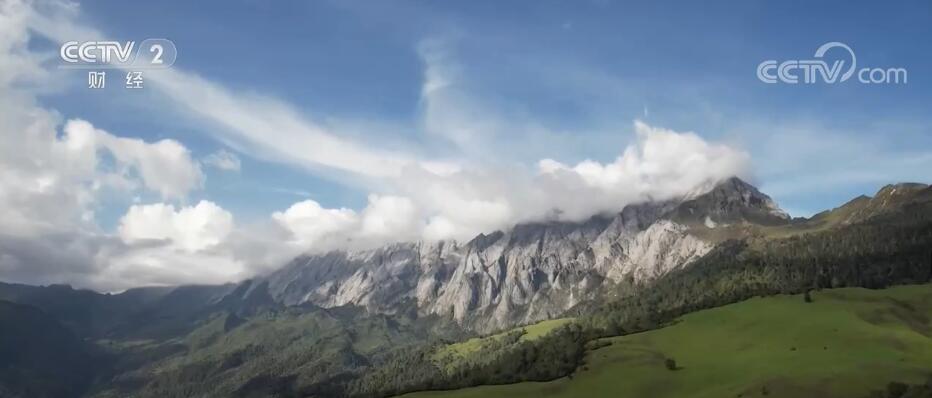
432,318 -> 573,371
404,284 -> 932,398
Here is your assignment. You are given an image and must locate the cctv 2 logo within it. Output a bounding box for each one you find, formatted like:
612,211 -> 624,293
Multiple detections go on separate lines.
757,42 -> 907,84
59,39 -> 177,69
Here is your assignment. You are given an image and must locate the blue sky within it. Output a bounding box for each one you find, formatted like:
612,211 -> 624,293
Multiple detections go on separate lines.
41,0 -> 931,220
2,0 -> 931,289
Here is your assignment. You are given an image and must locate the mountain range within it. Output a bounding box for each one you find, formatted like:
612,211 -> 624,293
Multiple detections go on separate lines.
1,177 -> 931,397
262,177 -> 790,331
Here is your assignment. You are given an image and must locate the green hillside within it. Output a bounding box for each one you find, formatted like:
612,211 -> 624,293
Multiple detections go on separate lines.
404,284 -> 932,398
0,300 -> 105,398
90,306 -> 453,398
432,318 -> 573,370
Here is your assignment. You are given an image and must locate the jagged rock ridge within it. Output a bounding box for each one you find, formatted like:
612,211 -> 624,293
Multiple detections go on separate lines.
262,177 -> 788,331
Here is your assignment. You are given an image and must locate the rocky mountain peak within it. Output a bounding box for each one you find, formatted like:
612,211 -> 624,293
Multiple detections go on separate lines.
875,182 -> 928,200
836,182 -> 931,224
708,177 -> 785,211
669,177 -> 790,226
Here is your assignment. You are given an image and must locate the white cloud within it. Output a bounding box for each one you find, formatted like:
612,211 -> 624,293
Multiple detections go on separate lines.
272,199 -> 358,249
0,116 -> 203,239
118,200 -> 234,252
418,39 -> 488,152
534,120 -> 751,219
359,194 -> 422,240
99,242 -> 248,289
272,195 -> 423,250
66,119 -> 204,200
148,69 -> 416,180
0,6 -> 200,239
269,120 -> 750,250
203,149 -> 242,171
20,1 -> 420,183
0,1 -> 756,289
0,2 -> 233,290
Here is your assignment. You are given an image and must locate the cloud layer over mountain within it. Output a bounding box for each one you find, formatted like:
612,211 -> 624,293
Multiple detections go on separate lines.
0,0 -> 750,290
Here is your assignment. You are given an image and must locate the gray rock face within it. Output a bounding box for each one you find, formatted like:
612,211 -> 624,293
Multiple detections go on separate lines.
262,178 -> 787,332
